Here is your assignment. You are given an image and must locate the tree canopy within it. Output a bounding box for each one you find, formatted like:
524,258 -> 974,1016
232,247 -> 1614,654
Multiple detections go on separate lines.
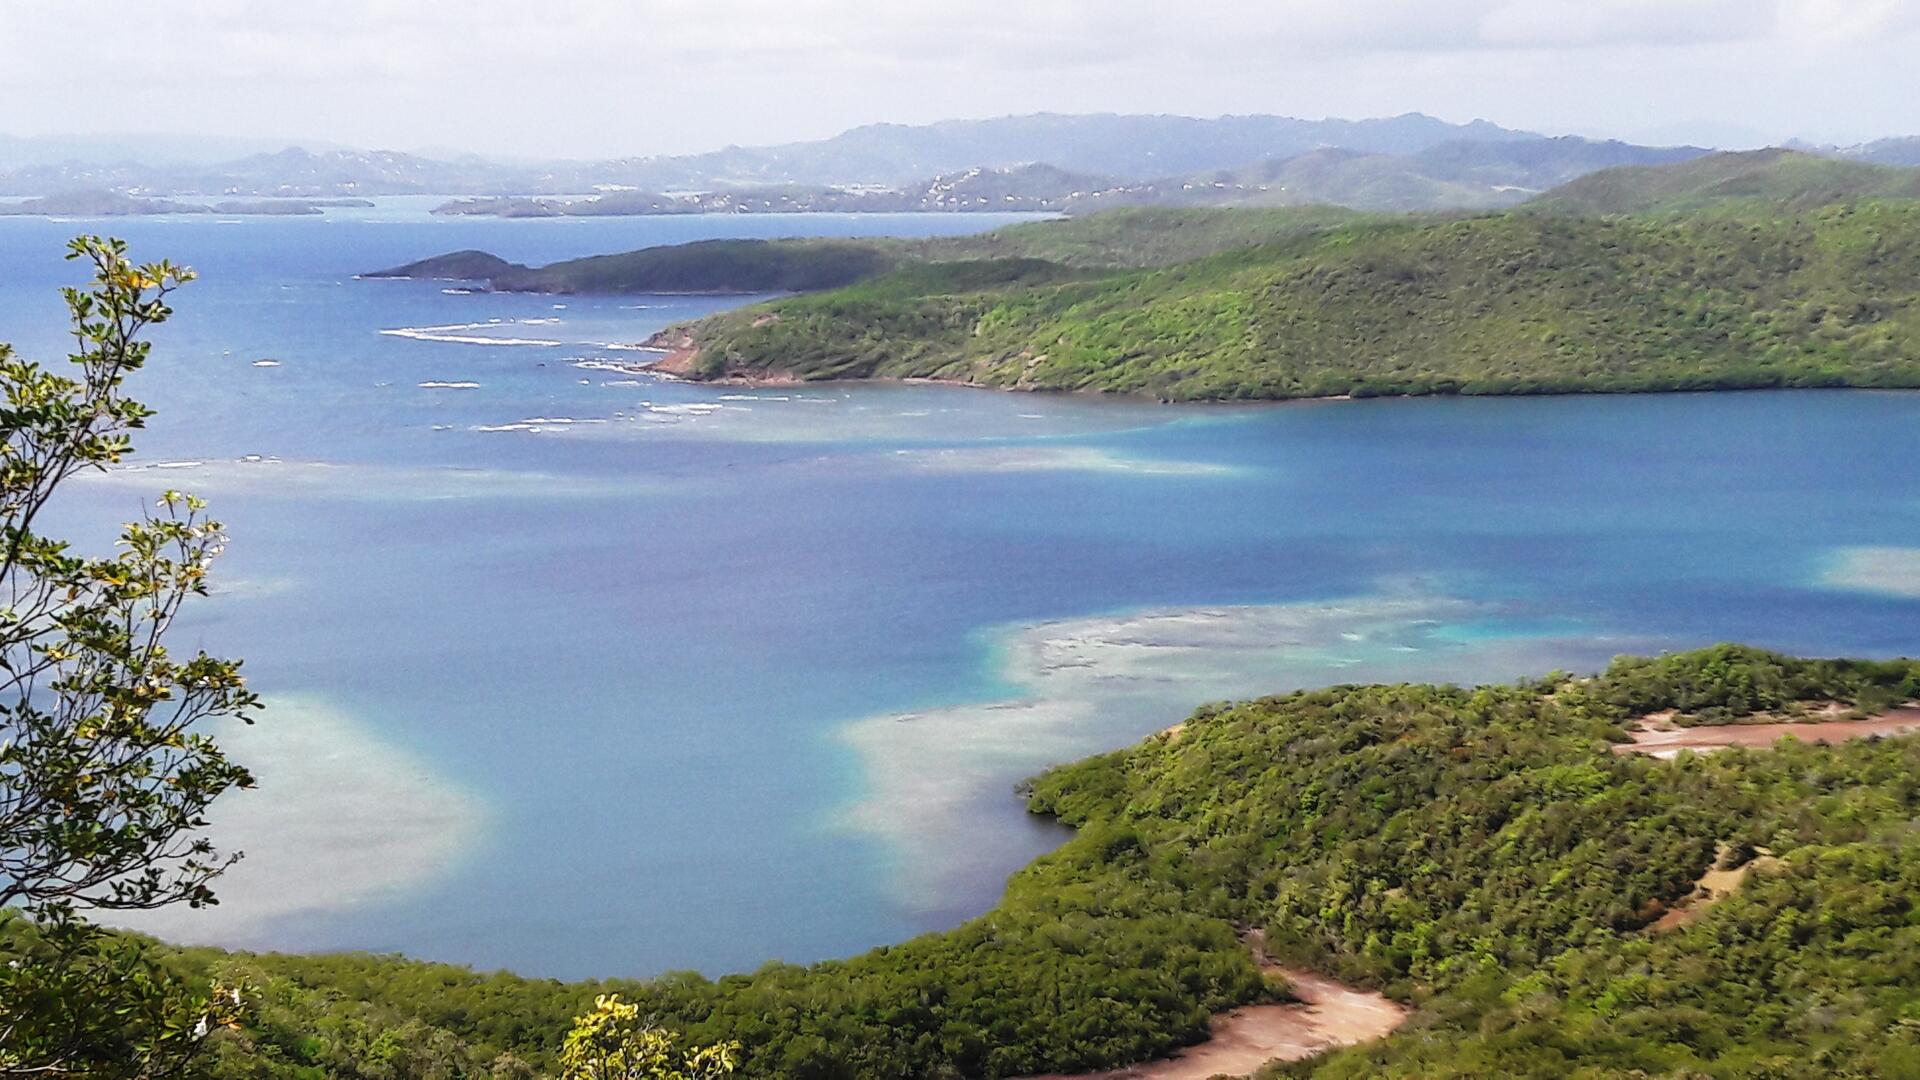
0,237 -> 256,1080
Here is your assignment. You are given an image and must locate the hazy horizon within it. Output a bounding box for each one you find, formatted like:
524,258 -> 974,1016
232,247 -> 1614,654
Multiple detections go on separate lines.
2,1 -> 1916,160
0,109 -> 1817,168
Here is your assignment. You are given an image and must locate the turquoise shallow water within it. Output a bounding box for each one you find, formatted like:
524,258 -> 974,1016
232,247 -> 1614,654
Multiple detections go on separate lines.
2,204 -> 1917,979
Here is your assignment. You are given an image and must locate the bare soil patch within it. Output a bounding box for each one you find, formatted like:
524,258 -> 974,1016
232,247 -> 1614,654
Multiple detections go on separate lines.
1614,706 -> 1920,759
1647,843 -> 1783,933
1023,935 -> 1407,1079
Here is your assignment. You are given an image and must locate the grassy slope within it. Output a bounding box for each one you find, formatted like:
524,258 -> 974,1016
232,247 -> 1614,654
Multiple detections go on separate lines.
162,647 -> 1920,1078
1526,148 -> 1920,216
676,201 -> 1920,399
1224,150 -> 1518,213
917,205 -> 1377,268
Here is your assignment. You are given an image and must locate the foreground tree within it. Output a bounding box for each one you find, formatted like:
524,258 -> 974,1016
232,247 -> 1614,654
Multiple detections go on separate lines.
0,238 -> 257,1079
560,996 -> 740,1080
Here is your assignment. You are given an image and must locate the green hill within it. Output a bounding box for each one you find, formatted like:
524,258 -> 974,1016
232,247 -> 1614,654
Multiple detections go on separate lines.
662,202 -> 1920,399
147,646 -> 1920,1078
1177,148 -> 1517,213
1526,148 -> 1920,216
1110,138 -> 1705,214
920,205 -> 1375,267
364,206 -> 1376,294
491,238 -> 902,295
367,239 -> 902,293
362,249 -> 521,280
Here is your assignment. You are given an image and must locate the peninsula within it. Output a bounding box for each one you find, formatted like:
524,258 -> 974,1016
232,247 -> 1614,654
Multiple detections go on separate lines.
150,646 -> 1920,1077
370,151 -> 1920,401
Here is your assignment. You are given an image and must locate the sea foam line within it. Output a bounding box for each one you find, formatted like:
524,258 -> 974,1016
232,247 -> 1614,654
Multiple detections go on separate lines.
381,320 -> 563,347
835,595 -> 1637,917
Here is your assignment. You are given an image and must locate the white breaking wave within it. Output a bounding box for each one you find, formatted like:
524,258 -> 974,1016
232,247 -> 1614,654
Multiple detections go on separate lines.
418,380 -> 480,389
472,416 -> 612,433
571,359 -> 657,375
380,320 -> 563,347
890,446 -> 1235,477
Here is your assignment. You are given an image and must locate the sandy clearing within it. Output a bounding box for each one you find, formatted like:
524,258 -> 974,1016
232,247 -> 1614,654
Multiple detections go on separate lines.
1614,706 -> 1920,759
1024,936 -> 1408,1080
1648,844 -> 1783,933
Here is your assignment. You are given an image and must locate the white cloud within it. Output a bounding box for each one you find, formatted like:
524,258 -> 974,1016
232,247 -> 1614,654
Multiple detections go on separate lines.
1478,0 -> 1766,48
1778,0 -> 1920,41
0,0 -> 1915,154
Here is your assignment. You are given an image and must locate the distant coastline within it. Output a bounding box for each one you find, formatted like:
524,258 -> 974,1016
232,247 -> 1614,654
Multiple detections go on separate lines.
0,190 -> 375,217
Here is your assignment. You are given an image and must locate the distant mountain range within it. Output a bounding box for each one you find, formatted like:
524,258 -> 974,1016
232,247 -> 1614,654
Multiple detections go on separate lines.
0,131 -> 351,168
1825,136 -> 1920,167
614,112 -> 1541,187
0,113 -> 1534,194
431,135 -> 1712,217
4,113 -> 1918,215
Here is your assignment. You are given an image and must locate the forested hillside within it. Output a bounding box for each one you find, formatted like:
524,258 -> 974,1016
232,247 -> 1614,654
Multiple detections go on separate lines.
148,646 -> 1920,1078
663,201 -> 1920,399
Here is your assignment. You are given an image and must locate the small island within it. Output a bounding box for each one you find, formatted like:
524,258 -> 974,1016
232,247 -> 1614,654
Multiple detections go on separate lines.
0,189 -> 375,216
363,238 -> 906,294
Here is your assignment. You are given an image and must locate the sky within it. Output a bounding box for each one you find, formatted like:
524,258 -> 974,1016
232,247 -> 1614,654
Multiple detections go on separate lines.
2,0 -> 1917,159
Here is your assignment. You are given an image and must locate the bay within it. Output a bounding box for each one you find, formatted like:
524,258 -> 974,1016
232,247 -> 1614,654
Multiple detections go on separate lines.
2,204 -> 1916,979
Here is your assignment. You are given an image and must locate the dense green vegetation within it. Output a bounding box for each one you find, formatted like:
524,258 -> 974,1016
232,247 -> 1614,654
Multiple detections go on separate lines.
367,239 -> 904,294
492,240 -> 903,295
376,154 -> 1920,398
364,249 -> 520,281
168,838 -> 1265,1077
1592,648 -> 1920,724
135,645 -> 1920,1078
1525,149 -> 1920,217
672,200 -> 1920,399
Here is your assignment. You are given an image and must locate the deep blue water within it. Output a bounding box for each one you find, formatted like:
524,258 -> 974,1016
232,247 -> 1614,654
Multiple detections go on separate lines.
1,204 -> 1916,979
